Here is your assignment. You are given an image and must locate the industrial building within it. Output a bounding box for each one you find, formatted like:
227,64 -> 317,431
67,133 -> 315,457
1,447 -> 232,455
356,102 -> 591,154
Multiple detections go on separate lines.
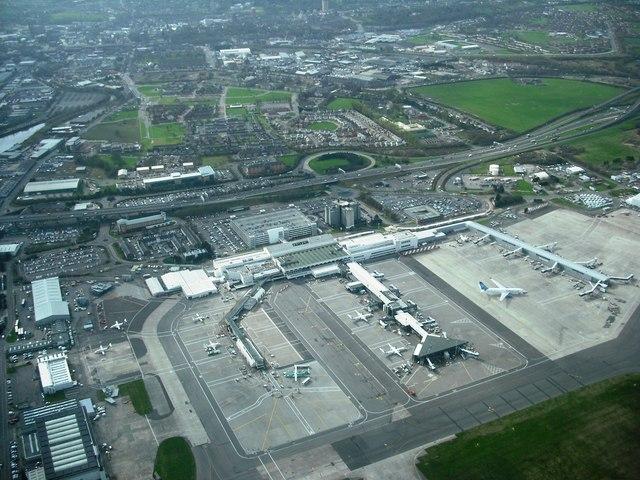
32,277 -> 70,326
230,208 -> 318,248
141,166 -> 216,189
0,242 -> 22,256
145,269 -> 217,298
324,200 -> 361,229
116,212 -> 167,233
21,400 -> 106,480
23,178 -> 81,196
37,352 -> 74,394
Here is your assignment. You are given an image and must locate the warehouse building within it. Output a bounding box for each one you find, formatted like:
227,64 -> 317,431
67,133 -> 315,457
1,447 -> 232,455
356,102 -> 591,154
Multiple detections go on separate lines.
231,208 -> 318,248
145,269 -> 217,298
23,178 -> 81,196
116,212 -> 167,233
37,352 -> 74,394
32,277 -> 70,326
21,400 -> 106,480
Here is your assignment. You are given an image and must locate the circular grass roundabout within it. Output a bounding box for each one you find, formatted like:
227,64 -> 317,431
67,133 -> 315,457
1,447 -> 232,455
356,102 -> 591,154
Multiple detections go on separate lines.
308,152 -> 371,175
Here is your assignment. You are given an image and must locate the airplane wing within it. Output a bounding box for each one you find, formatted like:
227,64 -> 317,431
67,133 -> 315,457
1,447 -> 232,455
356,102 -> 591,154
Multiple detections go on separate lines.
499,292 -> 509,301
492,278 -> 506,289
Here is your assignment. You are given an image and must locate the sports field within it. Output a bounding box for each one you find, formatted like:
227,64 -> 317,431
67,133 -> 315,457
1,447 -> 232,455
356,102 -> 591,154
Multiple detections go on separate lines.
411,78 -> 622,132
225,87 -> 290,106
309,120 -> 339,131
417,374 -> 640,480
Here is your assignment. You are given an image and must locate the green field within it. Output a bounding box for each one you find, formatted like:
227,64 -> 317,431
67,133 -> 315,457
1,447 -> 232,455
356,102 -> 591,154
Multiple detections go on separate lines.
470,161 -> 516,176
142,122 -> 185,147
411,78 -> 622,133
119,379 -> 152,415
226,106 -> 249,118
308,120 -> 339,131
138,84 -> 165,97
514,179 -> 534,193
201,155 -> 230,168
83,118 -> 141,143
154,437 -> 196,480
308,152 -> 370,174
566,116 -> 639,171
278,153 -> 300,168
327,97 -> 362,110
407,33 -> 443,45
563,3 -> 598,13
417,374 -> 640,480
105,109 -> 139,122
226,87 -> 290,106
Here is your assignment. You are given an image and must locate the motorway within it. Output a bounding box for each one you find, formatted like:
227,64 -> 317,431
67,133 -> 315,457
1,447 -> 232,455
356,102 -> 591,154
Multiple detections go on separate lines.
0,87 -> 638,227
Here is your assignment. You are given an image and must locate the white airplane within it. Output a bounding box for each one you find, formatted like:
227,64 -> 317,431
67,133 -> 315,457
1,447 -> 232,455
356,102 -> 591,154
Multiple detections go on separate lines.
348,310 -> 372,324
111,319 -> 127,330
94,343 -> 112,356
379,343 -> 407,359
204,341 -> 221,354
479,279 -> 526,301
193,314 -> 205,324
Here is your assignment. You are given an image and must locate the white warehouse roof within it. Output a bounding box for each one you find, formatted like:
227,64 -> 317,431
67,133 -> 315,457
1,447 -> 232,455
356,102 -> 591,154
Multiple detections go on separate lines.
626,193 -> 640,208
23,178 -> 80,194
161,269 -> 217,298
31,277 -> 70,324
37,353 -> 74,394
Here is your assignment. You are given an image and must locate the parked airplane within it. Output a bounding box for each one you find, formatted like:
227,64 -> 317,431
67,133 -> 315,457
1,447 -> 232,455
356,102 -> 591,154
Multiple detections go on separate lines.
479,279 -> 526,301
193,314 -> 205,324
204,341 -> 221,354
94,343 -> 112,355
348,310 -> 372,324
379,343 -> 407,358
111,319 -> 127,330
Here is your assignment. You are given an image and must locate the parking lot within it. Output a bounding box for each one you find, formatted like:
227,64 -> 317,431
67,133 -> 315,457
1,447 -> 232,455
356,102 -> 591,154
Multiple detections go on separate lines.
119,224 -> 204,261
371,192 -> 484,223
306,259 -> 525,399
19,245 -> 109,280
189,214 -> 246,255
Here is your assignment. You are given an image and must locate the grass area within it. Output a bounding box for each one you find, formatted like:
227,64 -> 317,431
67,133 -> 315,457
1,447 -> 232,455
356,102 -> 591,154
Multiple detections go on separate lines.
105,109 -> 138,122
566,116 -> 639,170
327,97 -> 362,110
514,179 -> 534,193
154,437 -> 196,480
226,87 -> 290,106
410,78 -> 622,133
201,155 -> 230,168
417,374 -> 640,480
144,122 -> 185,147
50,11 -> 107,23
308,120 -> 339,131
83,118 -> 141,143
278,153 -> 300,168
308,152 -> 370,174
119,379 -> 152,415
97,154 -> 138,170
226,106 -> 249,118
407,32 -> 443,45
138,84 -> 165,97
6,330 -> 18,343
562,3 -> 598,13
469,161 -> 516,176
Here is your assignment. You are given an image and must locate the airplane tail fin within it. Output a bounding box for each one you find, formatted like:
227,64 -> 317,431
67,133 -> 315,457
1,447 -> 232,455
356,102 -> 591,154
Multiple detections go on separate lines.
478,281 -> 488,291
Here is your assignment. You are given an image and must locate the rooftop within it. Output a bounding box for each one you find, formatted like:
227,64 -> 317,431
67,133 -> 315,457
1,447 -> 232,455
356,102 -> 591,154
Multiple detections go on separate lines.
231,208 -> 316,236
